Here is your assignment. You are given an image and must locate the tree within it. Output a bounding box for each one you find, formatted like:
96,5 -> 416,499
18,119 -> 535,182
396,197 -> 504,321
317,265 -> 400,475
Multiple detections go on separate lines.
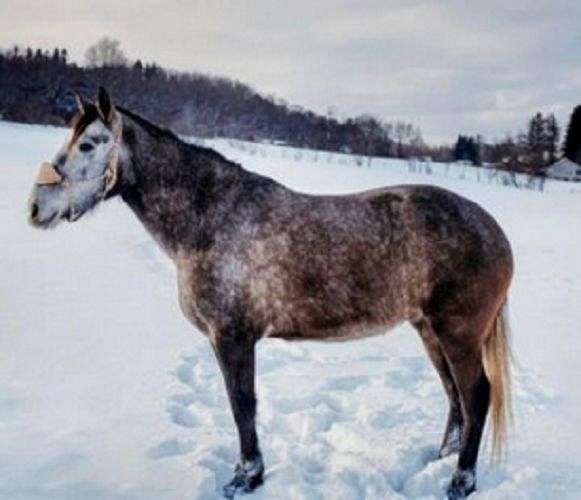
527,112 -> 547,170
524,112 -> 560,169
394,121 -> 413,158
527,113 -> 544,153
484,134 -> 516,165
454,135 -> 479,164
354,114 -> 387,156
85,37 -> 127,67
132,59 -> 143,74
454,135 -> 464,161
564,105 -> 581,164
474,134 -> 483,166
544,113 -> 559,164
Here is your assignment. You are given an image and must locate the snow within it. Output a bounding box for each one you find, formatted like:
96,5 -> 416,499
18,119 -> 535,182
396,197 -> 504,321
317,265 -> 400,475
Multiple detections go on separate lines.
2,121 -> 581,499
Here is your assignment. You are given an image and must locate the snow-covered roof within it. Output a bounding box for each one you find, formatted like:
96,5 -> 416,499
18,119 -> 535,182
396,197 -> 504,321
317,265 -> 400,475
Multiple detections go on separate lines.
548,157 -> 578,170
545,157 -> 581,180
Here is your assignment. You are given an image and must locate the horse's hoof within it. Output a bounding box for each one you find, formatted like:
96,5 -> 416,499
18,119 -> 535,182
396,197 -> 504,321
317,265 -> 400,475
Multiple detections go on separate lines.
222,456 -> 264,498
446,469 -> 475,499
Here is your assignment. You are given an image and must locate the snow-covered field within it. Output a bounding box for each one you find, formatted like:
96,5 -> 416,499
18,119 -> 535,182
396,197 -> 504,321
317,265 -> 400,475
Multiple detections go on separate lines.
2,121 -> 581,499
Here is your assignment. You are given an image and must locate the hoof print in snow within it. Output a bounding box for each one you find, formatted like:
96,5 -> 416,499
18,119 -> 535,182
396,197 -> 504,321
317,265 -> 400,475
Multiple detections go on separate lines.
222,457 -> 264,498
147,438 -> 194,459
174,362 -> 195,386
167,403 -> 199,428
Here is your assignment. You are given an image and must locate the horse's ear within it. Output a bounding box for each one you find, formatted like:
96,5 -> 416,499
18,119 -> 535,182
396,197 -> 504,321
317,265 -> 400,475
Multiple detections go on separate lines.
96,86 -> 114,123
75,93 -> 90,115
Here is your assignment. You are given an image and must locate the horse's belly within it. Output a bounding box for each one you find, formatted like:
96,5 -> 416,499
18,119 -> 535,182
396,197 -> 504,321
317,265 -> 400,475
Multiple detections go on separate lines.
266,317 -> 405,342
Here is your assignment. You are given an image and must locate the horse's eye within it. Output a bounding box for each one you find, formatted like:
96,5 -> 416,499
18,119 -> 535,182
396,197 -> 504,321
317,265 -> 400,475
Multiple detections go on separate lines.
79,142 -> 94,153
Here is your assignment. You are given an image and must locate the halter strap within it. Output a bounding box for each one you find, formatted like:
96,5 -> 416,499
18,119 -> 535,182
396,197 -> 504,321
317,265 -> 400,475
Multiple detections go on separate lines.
103,117 -> 122,196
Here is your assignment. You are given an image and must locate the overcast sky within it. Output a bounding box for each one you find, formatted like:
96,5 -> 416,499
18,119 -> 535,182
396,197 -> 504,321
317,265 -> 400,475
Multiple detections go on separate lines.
2,0 -> 580,143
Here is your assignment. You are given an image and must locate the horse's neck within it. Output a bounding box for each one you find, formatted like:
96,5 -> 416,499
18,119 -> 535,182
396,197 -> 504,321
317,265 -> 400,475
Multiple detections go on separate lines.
120,124 -> 237,257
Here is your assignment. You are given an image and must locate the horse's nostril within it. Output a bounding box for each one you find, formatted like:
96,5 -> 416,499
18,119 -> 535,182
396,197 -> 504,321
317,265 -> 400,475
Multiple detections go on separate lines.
30,202 -> 39,219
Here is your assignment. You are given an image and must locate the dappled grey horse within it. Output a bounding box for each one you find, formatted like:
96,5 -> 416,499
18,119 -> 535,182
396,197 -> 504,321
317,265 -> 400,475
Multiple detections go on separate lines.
29,88 -> 513,499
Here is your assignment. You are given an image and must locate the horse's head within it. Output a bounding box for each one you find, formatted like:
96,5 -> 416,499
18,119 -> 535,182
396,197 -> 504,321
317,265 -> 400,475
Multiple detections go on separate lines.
28,87 -> 124,229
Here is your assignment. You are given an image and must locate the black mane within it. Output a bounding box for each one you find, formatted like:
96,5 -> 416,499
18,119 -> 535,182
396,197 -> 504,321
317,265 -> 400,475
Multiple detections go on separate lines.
116,105 -> 231,164
116,106 -> 178,141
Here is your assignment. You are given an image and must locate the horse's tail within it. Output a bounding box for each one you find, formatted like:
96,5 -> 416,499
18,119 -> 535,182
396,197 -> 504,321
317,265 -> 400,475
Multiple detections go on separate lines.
482,300 -> 512,460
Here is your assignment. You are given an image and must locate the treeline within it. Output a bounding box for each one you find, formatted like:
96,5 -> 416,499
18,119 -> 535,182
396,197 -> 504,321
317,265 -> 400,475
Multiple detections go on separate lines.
0,41 -> 440,159
2,40 -> 578,173
453,112 -> 571,175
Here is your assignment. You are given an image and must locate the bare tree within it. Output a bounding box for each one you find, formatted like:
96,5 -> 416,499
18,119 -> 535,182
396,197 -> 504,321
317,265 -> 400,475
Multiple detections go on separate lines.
85,37 -> 127,67
394,121 -> 413,157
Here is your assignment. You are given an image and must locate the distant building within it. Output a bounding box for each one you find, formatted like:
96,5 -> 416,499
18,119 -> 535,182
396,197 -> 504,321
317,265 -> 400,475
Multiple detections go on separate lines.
544,157 -> 581,181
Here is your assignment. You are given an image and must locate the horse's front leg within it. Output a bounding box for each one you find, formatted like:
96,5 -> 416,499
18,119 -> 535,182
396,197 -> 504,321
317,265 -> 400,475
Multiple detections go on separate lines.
211,330 -> 264,498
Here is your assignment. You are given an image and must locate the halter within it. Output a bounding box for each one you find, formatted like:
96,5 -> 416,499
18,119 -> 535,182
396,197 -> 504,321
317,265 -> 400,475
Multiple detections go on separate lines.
35,116 -> 122,219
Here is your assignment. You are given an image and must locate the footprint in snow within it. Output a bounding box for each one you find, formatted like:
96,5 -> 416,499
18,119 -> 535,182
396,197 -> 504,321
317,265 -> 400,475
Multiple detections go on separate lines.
147,437 -> 195,459
322,375 -> 369,392
167,402 -> 200,428
174,361 -> 195,387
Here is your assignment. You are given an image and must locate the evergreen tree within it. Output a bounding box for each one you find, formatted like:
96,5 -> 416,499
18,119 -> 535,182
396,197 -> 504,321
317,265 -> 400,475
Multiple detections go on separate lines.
473,135 -> 483,166
564,105 -> 581,164
527,112 -> 546,170
454,135 -> 466,161
466,137 -> 475,163
454,135 -> 480,165
527,113 -> 544,153
544,113 -> 559,164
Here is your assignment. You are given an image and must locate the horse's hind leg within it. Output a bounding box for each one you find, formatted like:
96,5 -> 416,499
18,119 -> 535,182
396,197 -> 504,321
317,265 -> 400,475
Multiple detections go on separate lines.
413,318 -> 462,458
436,328 -> 491,499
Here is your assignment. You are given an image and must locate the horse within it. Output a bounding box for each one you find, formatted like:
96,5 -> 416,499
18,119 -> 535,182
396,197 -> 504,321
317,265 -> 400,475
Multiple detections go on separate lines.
28,87 -> 513,499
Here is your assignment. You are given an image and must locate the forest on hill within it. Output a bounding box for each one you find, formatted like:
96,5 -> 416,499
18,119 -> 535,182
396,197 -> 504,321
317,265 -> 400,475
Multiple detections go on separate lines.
0,40 -> 430,159
1,38 -> 579,173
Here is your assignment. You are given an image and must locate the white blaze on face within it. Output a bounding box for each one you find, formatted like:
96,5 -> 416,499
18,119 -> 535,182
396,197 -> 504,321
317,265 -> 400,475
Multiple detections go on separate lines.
61,121 -> 117,182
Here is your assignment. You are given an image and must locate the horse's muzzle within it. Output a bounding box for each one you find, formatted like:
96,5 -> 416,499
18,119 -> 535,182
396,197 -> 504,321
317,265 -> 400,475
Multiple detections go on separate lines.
30,201 -> 39,220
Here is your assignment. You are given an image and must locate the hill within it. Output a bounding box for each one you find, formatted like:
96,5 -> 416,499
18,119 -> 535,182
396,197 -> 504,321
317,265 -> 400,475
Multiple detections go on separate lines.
0,46 -> 432,159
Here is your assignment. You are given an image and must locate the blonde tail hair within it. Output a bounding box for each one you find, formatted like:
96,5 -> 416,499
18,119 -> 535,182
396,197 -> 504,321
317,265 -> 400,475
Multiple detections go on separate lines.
482,301 -> 512,459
